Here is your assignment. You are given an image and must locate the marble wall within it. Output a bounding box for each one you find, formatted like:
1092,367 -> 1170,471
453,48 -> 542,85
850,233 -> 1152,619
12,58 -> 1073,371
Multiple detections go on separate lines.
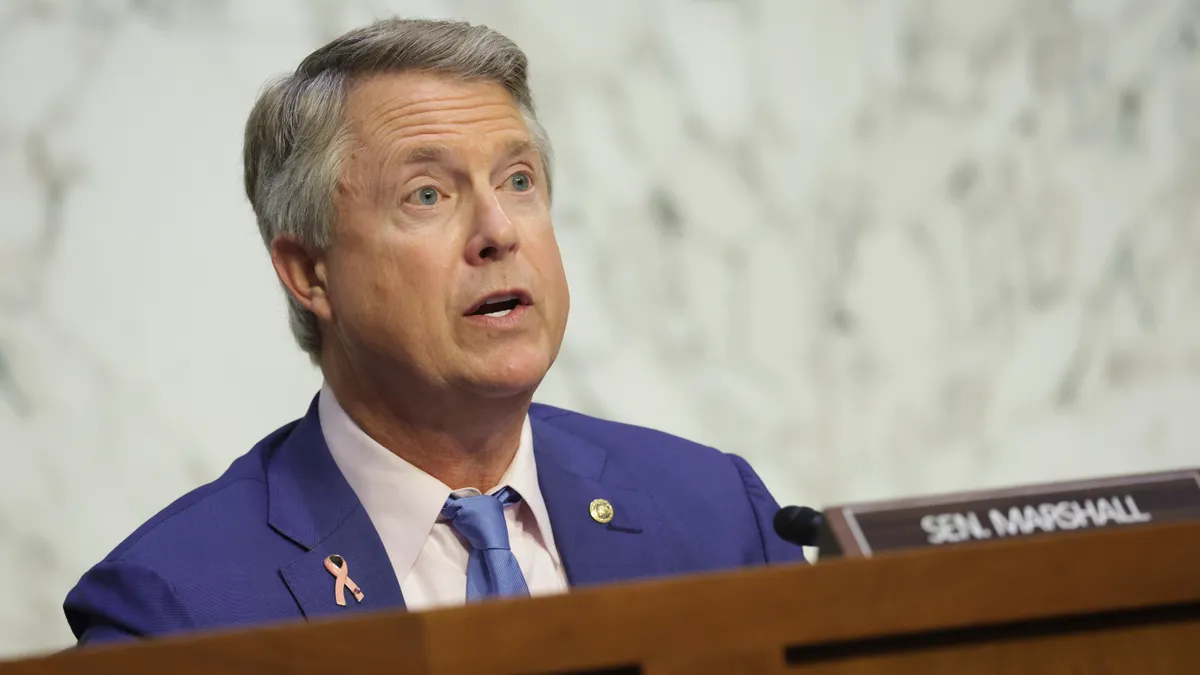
2,0 -> 1198,657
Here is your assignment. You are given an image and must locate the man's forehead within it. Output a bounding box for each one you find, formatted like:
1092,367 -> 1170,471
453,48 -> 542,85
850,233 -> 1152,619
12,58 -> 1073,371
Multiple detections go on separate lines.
347,71 -> 526,139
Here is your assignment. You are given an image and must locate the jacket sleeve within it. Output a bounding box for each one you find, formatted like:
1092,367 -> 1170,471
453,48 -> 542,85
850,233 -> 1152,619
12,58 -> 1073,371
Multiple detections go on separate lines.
64,559 -> 195,645
729,454 -> 807,564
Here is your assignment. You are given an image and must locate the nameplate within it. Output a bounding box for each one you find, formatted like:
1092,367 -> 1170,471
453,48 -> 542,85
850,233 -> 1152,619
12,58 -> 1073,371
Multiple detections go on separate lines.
819,468 -> 1200,558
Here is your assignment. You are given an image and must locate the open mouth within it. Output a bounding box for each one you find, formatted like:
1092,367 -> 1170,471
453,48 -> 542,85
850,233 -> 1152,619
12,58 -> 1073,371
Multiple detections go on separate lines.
466,292 -> 530,318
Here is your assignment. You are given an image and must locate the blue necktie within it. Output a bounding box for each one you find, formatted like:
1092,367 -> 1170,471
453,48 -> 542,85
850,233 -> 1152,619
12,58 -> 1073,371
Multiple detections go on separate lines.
442,486 -> 530,601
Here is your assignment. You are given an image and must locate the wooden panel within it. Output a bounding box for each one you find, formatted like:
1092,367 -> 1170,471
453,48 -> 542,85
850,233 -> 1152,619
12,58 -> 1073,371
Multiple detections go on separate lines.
789,618 -> 1200,674
2,521 -> 1197,675
0,615 -> 430,675
414,521 -> 1200,673
644,647 -> 785,675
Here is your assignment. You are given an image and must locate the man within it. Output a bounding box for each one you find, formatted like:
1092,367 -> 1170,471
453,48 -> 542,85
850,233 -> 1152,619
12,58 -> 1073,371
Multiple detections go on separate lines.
64,17 -> 803,644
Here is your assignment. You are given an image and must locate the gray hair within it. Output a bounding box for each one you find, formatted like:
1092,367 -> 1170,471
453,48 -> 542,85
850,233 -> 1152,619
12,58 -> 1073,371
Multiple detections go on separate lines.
242,18 -> 553,363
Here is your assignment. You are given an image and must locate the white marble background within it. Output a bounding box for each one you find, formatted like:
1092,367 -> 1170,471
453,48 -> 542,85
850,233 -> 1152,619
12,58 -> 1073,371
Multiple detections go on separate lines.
2,0 -> 1199,658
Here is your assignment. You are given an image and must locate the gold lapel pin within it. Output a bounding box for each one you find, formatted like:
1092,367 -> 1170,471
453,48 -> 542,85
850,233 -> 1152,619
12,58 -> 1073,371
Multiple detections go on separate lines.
324,554 -> 365,606
589,498 -> 614,524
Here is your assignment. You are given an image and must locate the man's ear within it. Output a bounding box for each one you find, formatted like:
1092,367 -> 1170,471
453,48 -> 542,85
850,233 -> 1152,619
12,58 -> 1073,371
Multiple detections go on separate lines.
270,235 -> 332,321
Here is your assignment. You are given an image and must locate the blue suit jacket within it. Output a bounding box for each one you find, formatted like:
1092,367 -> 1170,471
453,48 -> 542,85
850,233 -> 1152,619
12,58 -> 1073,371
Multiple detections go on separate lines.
64,398 -> 804,644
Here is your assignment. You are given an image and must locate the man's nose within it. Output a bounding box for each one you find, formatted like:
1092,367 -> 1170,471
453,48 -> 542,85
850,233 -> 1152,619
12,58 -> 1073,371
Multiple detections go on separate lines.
466,190 -> 519,265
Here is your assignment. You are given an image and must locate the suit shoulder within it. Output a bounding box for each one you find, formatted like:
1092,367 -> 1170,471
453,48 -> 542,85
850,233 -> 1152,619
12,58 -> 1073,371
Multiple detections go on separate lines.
529,404 -> 793,567
529,403 -> 729,465
103,419 -> 298,565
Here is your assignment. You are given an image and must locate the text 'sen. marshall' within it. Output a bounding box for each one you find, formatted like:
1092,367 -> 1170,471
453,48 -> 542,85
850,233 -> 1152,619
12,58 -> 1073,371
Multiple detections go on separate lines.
920,495 -> 1151,545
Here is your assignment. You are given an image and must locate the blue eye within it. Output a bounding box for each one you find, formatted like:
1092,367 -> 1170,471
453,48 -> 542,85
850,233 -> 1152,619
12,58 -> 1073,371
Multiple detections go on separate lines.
509,172 -> 532,192
411,187 -> 439,205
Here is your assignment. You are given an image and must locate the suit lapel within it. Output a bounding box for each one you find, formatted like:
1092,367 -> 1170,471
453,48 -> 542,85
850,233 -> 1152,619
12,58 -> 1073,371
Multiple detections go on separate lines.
277,511 -> 404,621
269,398 -> 669,613
532,410 -> 669,587
268,396 -> 406,620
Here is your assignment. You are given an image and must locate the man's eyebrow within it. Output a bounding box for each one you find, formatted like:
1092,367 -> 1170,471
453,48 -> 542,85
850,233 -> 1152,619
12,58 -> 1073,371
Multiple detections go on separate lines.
391,140 -> 536,169
398,144 -> 448,165
502,139 -> 539,160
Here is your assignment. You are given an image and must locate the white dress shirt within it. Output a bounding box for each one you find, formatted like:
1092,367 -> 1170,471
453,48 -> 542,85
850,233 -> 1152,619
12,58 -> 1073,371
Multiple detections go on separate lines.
318,384 -> 568,611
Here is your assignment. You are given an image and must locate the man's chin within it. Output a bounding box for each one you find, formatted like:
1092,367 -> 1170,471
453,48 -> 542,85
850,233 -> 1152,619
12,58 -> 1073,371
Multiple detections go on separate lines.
459,355 -> 551,400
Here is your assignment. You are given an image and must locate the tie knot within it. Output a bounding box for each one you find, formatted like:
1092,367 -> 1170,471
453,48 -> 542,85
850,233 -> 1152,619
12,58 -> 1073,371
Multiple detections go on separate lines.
442,486 -> 522,551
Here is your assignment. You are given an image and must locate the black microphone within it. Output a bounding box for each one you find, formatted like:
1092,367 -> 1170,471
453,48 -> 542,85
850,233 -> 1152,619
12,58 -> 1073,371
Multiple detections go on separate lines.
773,505 -> 824,548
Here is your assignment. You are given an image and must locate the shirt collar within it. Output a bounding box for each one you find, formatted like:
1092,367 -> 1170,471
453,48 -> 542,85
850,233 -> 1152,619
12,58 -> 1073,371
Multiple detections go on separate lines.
317,383 -> 560,580
498,414 -> 562,566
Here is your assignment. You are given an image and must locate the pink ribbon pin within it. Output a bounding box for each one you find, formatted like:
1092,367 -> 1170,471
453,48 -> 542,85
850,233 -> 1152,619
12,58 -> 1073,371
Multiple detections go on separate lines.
324,554 -> 364,606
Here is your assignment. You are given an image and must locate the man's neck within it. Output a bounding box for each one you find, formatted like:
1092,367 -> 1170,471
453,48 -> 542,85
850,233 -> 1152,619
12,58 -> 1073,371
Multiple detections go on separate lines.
323,368 -> 532,492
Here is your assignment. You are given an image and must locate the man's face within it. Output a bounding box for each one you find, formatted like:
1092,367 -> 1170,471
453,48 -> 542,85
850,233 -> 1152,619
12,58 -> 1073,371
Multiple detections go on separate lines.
321,71 -> 569,398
